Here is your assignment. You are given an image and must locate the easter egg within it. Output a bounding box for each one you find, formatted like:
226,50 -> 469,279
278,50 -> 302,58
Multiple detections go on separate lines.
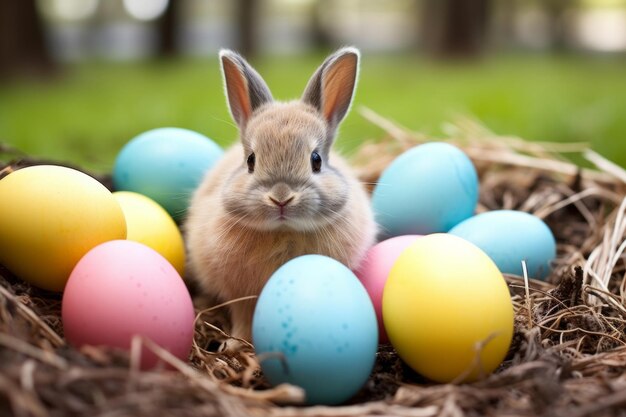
253,255 -> 378,405
449,210 -> 556,280
0,165 -> 127,292
62,240 -> 195,369
112,127 -> 223,222
372,142 -> 478,237
354,235 -> 421,343
113,191 -> 185,276
383,234 -> 513,383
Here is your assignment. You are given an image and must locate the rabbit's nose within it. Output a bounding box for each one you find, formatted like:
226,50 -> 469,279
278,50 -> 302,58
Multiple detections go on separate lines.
269,183 -> 293,203
269,196 -> 294,207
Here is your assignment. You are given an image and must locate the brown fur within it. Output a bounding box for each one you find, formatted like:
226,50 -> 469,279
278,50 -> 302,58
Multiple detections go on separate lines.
184,49 -> 377,341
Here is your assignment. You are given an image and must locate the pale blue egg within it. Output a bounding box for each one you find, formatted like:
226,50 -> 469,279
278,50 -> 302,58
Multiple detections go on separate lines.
372,142 -> 478,237
449,210 -> 556,280
113,128 -> 223,222
253,255 -> 378,405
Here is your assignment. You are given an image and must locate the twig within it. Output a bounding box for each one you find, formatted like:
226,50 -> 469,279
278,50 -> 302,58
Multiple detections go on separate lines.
0,333 -> 67,369
584,149 -> 626,184
522,260 -> 533,330
359,107 -> 419,146
563,388 -> 626,417
0,284 -> 65,347
464,148 -> 613,183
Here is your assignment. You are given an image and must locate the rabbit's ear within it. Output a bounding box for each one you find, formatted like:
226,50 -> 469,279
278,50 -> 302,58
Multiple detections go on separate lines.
220,49 -> 273,129
302,47 -> 359,135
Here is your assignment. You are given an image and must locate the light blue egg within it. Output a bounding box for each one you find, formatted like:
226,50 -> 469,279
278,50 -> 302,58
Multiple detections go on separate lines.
253,255 -> 378,405
372,142 -> 478,237
449,210 -> 556,280
113,127 -> 223,222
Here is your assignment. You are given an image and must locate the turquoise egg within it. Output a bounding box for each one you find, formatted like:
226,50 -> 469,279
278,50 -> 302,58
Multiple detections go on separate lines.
253,255 -> 378,405
449,210 -> 556,280
372,142 -> 478,237
113,128 -> 223,222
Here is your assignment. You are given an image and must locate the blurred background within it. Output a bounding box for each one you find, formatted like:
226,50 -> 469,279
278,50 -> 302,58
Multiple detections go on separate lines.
1,0 -> 625,171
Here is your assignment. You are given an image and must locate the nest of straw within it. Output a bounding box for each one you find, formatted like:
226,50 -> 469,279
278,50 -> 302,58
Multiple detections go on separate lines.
2,109 -> 626,417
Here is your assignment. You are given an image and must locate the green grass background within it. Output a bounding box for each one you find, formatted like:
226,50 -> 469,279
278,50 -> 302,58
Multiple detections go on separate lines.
1,53 -> 625,171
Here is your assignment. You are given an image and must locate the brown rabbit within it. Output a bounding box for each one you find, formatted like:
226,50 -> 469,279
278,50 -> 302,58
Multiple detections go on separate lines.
185,47 -> 377,342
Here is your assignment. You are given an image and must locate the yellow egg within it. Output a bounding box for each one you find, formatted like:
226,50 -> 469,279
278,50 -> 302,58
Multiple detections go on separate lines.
0,165 -> 127,291
113,191 -> 185,276
383,234 -> 513,383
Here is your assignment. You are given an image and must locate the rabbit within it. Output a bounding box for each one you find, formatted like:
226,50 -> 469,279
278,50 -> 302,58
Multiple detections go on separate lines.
184,47 -> 377,343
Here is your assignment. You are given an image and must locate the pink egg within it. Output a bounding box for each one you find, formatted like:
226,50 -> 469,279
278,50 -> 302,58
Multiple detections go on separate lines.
354,235 -> 421,343
62,240 -> 195,369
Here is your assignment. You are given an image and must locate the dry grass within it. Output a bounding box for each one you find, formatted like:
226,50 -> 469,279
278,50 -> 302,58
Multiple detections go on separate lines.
2,110 -> 626,416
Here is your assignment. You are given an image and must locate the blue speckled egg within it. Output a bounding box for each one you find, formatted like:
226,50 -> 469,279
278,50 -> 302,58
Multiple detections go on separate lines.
113,128 -> 223,222
449,210 -> 556,280
252,255 -> 378,405
372,142 -> 479,237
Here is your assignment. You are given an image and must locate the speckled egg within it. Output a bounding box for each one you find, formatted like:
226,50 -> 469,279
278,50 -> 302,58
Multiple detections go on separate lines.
112,127 -> 223,222
353,235 -> 421,343
252,255 -> 378,405
0,165 -> 126,291
372,142 -> 479,237
62,240 -> 195,369
383,234 -> 514,383
449,210 -> 557,280
113,191 -> 186,276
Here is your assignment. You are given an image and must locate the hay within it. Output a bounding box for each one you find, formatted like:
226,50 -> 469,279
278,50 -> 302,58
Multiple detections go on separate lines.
2,109 -> 626,416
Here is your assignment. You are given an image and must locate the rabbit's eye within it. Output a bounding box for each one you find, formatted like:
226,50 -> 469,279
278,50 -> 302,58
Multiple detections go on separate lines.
311,151 -> 322,173
247,153 -> 255,173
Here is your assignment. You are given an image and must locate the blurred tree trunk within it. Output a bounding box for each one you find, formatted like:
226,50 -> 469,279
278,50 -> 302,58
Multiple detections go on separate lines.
0,0 -> 56,78
236,0 -> 259,58
498,0 -> 518,46
545,0 -> 575,51
158,0 -> 182,57
311,0 -> 331,49
421,0 -> 493,58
